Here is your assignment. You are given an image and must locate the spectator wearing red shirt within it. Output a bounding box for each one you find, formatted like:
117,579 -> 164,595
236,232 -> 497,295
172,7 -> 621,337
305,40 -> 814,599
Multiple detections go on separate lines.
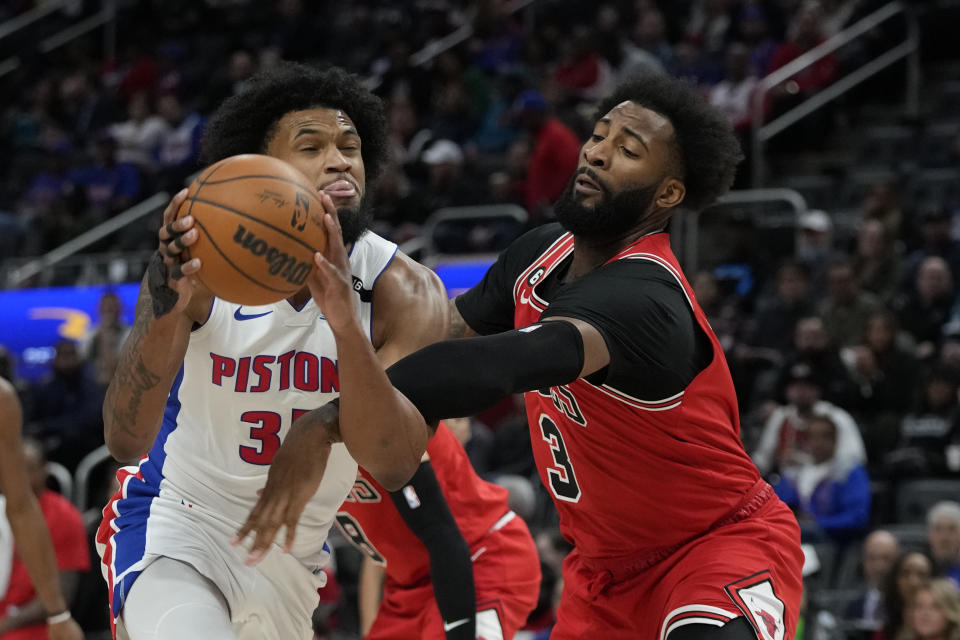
0,440 -> 89,640
513,91 -> 580,221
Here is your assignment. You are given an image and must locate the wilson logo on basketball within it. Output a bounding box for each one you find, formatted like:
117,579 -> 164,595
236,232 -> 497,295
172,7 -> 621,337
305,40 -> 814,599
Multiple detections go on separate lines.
232,224 -> 312,285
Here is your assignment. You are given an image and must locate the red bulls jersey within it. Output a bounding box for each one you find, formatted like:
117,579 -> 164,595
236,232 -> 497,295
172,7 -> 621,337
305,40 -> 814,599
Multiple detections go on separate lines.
511,230 -> 761,561
335,424 -> 512,586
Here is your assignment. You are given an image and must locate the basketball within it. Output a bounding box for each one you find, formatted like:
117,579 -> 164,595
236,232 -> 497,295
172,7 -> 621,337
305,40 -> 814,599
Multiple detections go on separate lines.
176,154 -> 328,305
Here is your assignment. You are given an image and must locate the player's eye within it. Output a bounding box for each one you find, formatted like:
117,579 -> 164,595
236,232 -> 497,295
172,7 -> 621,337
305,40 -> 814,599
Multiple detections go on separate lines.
590,134 -> 604,143
621,146 -> 639,158
300,146 -> 317,152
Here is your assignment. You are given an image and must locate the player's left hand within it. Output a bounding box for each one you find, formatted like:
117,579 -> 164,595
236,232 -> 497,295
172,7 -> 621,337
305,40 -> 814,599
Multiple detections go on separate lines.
233,408 -> 337,564
308,196 -> 360,334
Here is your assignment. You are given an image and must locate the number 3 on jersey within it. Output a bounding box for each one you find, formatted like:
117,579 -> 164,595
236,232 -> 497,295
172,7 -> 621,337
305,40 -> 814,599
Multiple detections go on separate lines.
238,408 -> 309,465
539,414 -> 581,502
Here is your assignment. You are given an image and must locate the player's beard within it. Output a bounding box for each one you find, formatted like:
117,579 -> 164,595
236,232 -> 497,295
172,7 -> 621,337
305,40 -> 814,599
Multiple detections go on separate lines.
554,169 -> 660,240
336,195 -> 374,246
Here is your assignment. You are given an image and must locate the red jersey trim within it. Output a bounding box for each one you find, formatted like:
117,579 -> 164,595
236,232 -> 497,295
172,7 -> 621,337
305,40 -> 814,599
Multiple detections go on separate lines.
512,233 -> 573,305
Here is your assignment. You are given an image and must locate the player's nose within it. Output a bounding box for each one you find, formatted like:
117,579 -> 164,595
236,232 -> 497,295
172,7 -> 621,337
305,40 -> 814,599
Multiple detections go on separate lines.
322,147 -> 352,174
583,141 -> 609,169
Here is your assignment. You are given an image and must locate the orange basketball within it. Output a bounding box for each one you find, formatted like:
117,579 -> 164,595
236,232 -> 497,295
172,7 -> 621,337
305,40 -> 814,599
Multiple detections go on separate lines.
176,154 -> 328,305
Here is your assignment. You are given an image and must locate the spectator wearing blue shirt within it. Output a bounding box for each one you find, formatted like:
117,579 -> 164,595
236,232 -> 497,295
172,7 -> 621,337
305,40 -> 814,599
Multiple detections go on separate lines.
65,133 -> 141,224
773,413 -> 872,544
155,93 -> 205,191
25,340 -> 104,472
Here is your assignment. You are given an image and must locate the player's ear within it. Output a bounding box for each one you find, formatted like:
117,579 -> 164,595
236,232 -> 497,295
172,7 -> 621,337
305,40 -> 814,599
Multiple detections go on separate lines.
657,178 -> 685,209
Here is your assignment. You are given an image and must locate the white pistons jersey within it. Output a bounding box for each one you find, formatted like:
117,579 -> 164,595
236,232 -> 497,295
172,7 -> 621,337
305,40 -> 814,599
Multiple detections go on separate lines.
99,231 -> 398,625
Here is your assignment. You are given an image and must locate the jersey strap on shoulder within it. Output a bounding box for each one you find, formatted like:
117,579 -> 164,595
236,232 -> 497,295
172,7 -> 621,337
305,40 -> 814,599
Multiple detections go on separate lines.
350,275 -> 373,302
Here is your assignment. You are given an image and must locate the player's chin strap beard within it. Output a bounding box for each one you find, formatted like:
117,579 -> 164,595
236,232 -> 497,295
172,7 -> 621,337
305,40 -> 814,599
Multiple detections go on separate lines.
337,196 -> 374,246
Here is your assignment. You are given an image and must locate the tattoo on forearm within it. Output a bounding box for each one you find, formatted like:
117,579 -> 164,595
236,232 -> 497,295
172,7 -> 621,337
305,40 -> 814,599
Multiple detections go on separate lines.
106,285 -> 163,440
114,354 -> 162,438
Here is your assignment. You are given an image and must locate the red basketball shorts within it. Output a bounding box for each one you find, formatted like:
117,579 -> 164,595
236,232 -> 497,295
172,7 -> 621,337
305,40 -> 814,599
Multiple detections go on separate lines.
366,514 -> 541,640
551,496 -> 803,640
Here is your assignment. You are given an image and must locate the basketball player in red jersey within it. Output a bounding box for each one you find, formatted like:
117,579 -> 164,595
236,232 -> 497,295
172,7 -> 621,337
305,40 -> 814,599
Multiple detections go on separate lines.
0,379 -> 84,640
337,422 -> 539,640
240,73 -> 804,640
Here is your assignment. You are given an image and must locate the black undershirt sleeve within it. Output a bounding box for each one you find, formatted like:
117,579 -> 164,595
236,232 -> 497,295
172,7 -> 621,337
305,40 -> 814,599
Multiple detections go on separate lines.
388,461 -> 475,640
540,260 -> 713,400
455,224 -> 566,335
385,320 -> 584,425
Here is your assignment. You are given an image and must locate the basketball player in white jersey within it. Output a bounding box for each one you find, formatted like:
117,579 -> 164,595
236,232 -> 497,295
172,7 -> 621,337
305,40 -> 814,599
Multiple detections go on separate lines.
97,62 -> 450,640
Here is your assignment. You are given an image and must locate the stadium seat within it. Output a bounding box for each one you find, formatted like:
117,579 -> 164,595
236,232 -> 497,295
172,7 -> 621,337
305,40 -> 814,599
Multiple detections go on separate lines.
894,478 -> 960,524
45,461 -> 74,502
74,444 -> 118,512
918,121 -> 960,168
782,175 -> 838,210
811,588 -> 861,618
881,523 -> 928,551
422,204 -> 528,259
855,125 -> 915,170
934,81 -> 960,118
870,479 -> 893,526
833,542 -> 864,589
906,168 -> 960,210
838,168 -> 899,209
807,541 -> 839,593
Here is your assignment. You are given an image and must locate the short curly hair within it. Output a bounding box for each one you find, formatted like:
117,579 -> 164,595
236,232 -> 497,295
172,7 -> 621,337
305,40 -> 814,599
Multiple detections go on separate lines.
592,74 -> 744,211
201,62 -> 389,185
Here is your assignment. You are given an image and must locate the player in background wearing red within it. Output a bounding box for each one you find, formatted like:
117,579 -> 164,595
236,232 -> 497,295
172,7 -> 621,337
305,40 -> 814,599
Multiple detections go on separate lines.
338,422 -> 539,640
0,439 -> 90,640
240,73 -> 804,640
0,380 -> 84,640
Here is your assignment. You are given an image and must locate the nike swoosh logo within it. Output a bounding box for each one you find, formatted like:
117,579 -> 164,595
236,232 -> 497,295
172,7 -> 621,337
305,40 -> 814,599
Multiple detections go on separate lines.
234,308 -> 274,321
518,292 -> 531,304
443,618 -> 471,632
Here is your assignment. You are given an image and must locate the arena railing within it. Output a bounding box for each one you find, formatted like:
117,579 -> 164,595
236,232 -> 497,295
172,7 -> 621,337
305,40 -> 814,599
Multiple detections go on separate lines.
4,191 -> 168,288
0,0 -> 70,43
674,188 -> 808,274
366,0 -> 537,89
750,1 -> 921,186
415,204 -> 529,270
5,188 -> 807,290
0,0 -> 117,80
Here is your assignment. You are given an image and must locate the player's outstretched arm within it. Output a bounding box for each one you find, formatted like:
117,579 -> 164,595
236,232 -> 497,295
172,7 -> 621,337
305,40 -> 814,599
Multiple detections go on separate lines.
381,316 -> 609,427
103,189 -> 212,461
0,381 -> 84,640
388,459 -> 476,640
304,203 -> 450,490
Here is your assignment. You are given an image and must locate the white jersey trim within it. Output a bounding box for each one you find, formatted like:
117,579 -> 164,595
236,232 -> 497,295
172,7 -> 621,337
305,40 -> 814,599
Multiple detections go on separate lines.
660,604 -> 737,640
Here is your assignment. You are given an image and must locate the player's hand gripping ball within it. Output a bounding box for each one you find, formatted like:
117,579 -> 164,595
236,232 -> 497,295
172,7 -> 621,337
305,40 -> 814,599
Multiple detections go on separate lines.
176,154 -> 328,305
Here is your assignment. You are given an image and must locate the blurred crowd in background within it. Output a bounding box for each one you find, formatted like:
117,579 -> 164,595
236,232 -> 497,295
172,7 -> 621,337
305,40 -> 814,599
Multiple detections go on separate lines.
1,0 -> 960,638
